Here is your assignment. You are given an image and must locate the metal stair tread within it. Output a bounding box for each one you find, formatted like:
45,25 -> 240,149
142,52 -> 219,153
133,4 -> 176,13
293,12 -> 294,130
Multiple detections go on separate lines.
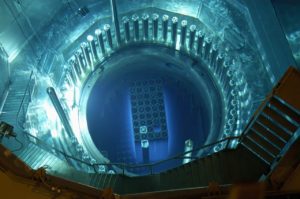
6,93 -> 26,97
246,136 -> 276,158
18,147 -> 31,159
259,114 -> 292,140
0,111 -> 19,115
247,129 -> 281,156
17,144 -> 70,172
3,98 -> 24,102
253,121 -> 286,148
271,97 -> 300,125
263,106 -> 297,133
251,127 -> 282,151
20,146 -> 37,163
31,151 -> 48,169
3,103 -> 23,107
32,153 -> 49,169
273,95 -> 300,116
268,103 -> 299,127
241,137 -> 273,165
21,144 -> 43,166
23,147 -> 41,166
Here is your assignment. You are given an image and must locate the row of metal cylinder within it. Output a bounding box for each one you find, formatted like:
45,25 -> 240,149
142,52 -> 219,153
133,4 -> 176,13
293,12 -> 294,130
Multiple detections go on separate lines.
65,12 -> 243,146
68,13 -> 230,85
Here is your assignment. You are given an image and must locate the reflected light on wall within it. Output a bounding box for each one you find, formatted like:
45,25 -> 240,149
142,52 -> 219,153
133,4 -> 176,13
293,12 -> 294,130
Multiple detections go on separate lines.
8,49 -> 19,63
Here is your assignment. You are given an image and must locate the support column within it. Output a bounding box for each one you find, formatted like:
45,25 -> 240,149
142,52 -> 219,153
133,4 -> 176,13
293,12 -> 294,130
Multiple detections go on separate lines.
109,0 -> 121,45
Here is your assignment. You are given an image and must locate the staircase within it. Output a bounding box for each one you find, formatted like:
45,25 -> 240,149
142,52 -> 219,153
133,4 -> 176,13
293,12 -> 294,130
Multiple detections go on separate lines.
17,143 -> 68,171
0,71 -> 33,131
0,71 -> 34,153
240,67 -> 300,166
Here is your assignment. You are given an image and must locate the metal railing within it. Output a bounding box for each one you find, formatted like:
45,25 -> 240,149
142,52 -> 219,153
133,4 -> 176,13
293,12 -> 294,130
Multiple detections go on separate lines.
23,131 -> 241,176
12,70 -> 244,176
16,71 -> 35,129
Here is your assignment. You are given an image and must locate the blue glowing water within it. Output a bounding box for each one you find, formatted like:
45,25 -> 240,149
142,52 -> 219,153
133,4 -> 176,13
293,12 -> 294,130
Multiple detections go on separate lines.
86,59 -> 211,174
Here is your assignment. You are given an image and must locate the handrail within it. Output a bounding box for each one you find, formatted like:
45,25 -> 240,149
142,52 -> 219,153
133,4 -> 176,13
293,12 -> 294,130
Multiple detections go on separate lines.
23,131 -> 241,175
16,71 -> 35,129
24,132 -> 94,165
94,136 -> 240,169
13,71 -> 243,175
12,72 -> 242,175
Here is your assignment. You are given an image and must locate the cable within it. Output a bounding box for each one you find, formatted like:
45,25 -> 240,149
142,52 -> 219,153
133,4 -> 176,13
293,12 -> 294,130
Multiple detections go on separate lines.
11,137 -> 24,153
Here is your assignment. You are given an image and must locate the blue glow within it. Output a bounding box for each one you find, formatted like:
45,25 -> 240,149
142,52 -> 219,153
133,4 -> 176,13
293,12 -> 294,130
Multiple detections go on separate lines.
141,140 -> 149,148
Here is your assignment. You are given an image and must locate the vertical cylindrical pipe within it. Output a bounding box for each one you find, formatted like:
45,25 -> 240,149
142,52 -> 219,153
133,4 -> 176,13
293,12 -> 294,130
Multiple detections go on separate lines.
47,87 -> 74,138
223,65 -> 232,92
122,16 -> 130,42
204,37 -> 212,61
95,29 -> 106,55
152,13 -> 159,40
196,31 -> 205,55
229,84 -> 237,111
132,14 -> 139,41
87,35 -> 98,67
183,139 -> 193,164
225,86 -> 234,107
230,109 -> 237,122
230,90 -> 238,107
221,62 -> 230,87
224,123 -> 231,136
210,45 -> 218,69
162,14 -> 169,41
69,58 -> 80,84
229,79 -> 236,89
171,17 -> 178,44
68,70 -> 77,86
180,20 -> 187,48
65,72 -> 73,86
142,13 -> 149,40
215,53 -> 224,78
104,24 -> 113,49
188,25 -> 196,50
230,99 -> 238,110
227,117 -> 235,132
223,74 -> 231,96
109,0 -> 121,44
75,51 -> 85,76
81,42 -> 91,70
